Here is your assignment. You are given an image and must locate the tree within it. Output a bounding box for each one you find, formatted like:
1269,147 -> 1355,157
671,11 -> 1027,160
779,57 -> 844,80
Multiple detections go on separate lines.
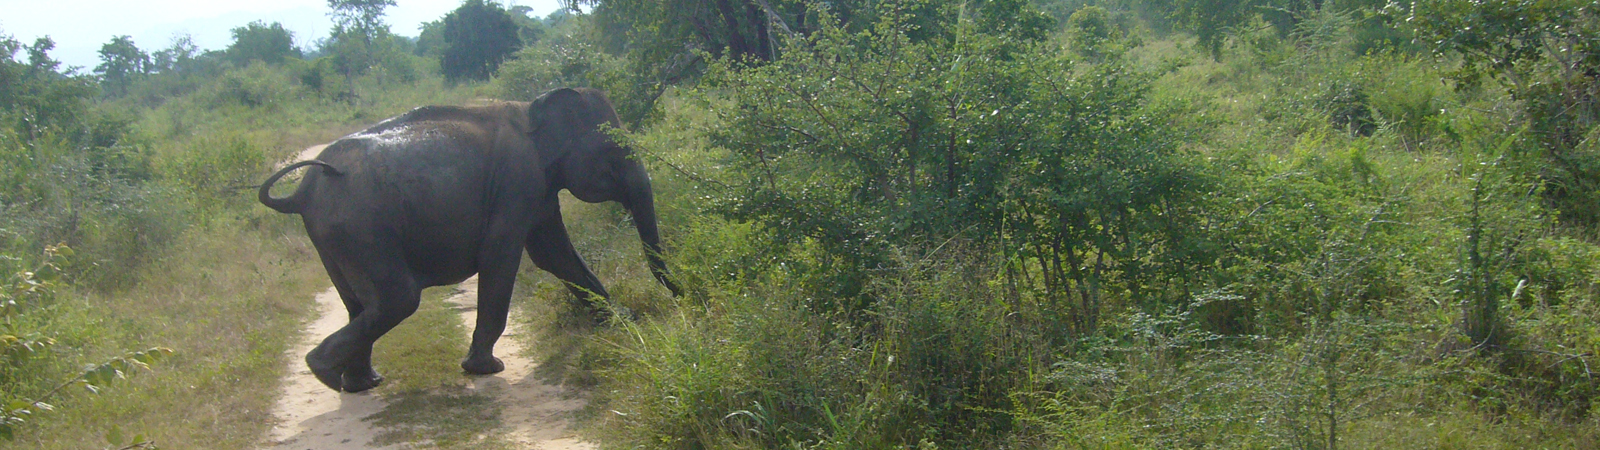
440,0 -> 522,82
1407,0 -> 1600,229
328,0 -> 396,44
508,5 -> 548,45
0,35 -> 94,140
152,35 -> 201,74
414,19 -> 446,57
1066,5 -> 1117,60
325,0 -> 396,77
227,21 -> 300,65
94,35 -> 148,96
24,37 -> 60,75
1164,0 -> 1261,60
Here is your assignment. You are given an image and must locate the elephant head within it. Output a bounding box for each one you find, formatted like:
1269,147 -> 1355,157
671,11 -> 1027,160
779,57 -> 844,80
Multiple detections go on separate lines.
529,88 -> 682,297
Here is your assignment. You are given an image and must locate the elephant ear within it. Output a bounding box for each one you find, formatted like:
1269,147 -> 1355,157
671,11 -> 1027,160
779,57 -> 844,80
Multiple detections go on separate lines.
528,88 -> 587,137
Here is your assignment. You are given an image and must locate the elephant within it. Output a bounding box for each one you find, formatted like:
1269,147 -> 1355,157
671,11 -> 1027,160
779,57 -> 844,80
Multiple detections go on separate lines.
258,87 -> 680,393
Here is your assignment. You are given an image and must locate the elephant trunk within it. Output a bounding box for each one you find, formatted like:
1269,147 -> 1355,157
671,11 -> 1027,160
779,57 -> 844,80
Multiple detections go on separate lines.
624,163 -> 683,297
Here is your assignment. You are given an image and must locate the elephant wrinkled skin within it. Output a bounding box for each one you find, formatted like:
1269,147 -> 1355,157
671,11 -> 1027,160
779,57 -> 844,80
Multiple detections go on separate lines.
258,88 -> 680,393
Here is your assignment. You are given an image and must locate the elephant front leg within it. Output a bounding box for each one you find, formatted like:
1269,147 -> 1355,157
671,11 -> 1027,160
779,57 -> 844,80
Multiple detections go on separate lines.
342,346 -> 384,393
461,228 -> 530,375
526,213 -> 615,323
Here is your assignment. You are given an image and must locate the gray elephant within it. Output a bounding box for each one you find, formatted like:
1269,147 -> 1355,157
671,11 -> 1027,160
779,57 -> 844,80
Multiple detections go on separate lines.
258,88 -> 680,392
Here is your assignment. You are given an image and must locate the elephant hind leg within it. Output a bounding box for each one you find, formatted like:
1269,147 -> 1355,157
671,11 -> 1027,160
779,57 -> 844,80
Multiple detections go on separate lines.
314,250 -> 384,390
305,251 -> 422,392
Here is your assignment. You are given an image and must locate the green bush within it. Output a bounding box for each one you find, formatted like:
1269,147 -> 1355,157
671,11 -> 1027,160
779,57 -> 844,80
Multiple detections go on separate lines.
204,62 -> 299,109
492,36 -> 616,101
1367,55 -> 1445,149
1,245 -> 173,442
160,131 -> 267,214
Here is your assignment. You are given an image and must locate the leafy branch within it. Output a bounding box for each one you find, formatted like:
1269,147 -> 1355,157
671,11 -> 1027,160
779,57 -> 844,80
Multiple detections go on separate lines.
0,244 -> 175,443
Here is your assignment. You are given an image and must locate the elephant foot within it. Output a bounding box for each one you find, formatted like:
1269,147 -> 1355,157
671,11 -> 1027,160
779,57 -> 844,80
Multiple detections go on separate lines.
306,353 -> 344,392
572,297 -> 635,326
592,304 -> 637,326
461,355 -> 505,375
342,369 -> 384,393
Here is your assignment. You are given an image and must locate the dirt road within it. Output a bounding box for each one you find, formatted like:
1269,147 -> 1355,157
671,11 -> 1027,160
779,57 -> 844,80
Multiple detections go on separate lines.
260,278 -> 593,450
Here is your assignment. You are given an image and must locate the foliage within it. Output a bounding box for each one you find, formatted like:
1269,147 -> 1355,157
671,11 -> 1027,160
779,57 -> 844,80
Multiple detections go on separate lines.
439,0 -> 522,82
320,0 -> 424,85
1405,0 -> 1600,230
574,1 -> 1600,448
96,36 -> 150,97
150,35 -> 203,76
581,0 -> 1051,125
1065,5 -> 1119,60
0,244 -> 174,442
702,4 -> 1200,332
491,16 -> 620,101
327,0 -> 397,43
226,21 -> 301,66
0,35 -> 96,140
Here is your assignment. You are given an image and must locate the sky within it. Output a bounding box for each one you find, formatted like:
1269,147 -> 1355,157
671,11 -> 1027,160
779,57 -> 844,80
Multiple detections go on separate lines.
0,0 -> 566,71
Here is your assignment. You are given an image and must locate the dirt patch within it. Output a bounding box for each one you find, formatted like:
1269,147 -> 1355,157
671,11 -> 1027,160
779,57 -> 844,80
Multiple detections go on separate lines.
292,144 -> 330,164
441,278 -> 593,450
261,279 -> 594,449
262,287 -> 399,450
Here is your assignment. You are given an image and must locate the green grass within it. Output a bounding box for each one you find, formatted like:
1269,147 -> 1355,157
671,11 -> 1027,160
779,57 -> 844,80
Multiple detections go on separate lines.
369,286 -> 473,394
10,213 -> 327,449
358,283 -> 518,450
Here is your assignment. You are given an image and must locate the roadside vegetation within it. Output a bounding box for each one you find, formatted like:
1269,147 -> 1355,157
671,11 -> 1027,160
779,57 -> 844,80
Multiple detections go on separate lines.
3,0 -> 1598,448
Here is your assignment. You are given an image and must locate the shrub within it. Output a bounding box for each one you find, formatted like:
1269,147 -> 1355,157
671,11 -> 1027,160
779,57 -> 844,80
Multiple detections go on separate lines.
205,62 -> 298,109
0,245 -> 173,442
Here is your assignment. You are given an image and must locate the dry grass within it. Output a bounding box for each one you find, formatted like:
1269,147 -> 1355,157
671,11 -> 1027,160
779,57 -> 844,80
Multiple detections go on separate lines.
13,211 -> 327,449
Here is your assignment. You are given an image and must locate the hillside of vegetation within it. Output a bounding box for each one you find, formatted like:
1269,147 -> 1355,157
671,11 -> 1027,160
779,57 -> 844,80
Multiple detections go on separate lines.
4,0 -> 1599,448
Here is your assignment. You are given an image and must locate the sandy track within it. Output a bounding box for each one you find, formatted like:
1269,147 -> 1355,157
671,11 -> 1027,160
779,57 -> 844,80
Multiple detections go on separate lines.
261,278 -> 594,449
262,287 -> 400,450
441,280 -> 592,450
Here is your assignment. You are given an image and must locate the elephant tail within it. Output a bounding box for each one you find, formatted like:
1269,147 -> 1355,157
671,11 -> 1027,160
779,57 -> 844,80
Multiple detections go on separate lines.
258,160 -> 342,214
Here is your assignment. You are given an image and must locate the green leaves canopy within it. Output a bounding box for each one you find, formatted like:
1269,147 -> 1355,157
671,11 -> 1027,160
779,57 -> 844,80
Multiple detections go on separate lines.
440,0 -> 523,82
704,7 -> 1205,319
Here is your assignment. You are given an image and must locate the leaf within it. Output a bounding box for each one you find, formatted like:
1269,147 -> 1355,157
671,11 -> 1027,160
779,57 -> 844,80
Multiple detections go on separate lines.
106,424 -> 125,445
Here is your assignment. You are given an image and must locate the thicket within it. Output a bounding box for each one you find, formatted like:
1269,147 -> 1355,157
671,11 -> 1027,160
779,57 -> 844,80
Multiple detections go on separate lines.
560,0 -> 1600,448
